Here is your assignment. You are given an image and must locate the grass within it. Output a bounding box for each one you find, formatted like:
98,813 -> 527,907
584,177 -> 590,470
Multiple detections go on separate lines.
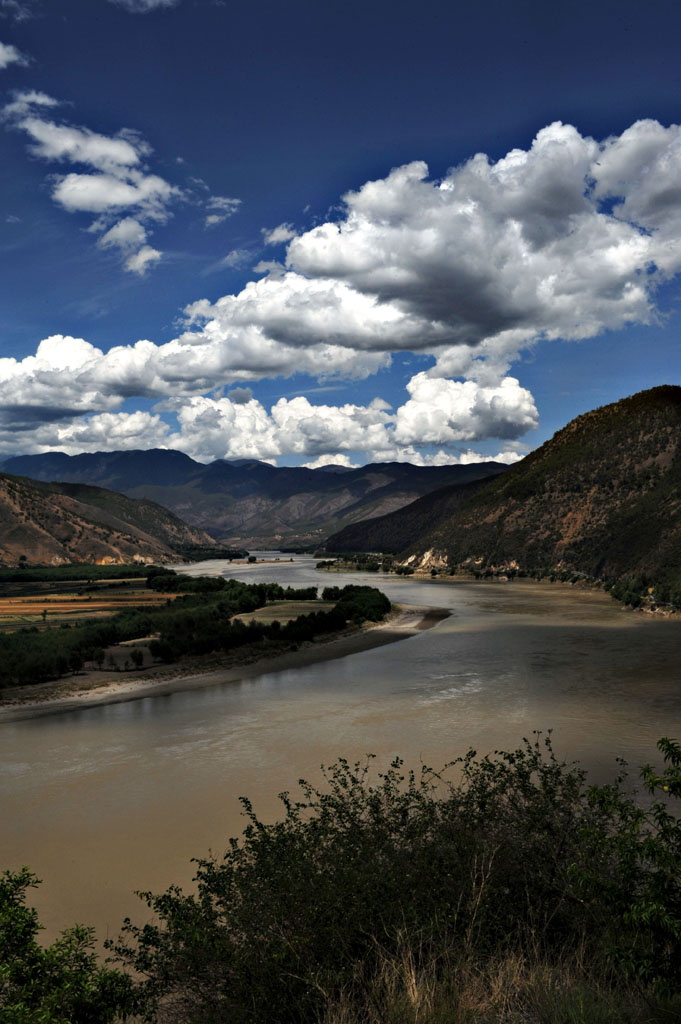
322,947 -> 681,1023
232,599 -> 335,625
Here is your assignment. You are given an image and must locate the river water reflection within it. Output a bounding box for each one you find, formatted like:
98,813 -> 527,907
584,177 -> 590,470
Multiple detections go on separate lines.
2,555 -> 680,940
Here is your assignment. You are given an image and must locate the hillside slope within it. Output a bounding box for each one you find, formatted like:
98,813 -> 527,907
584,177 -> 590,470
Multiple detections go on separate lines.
0,451 -> 506,545
325,476 -> 498,552
403,386 -> 681,599
0,473 -> 215,566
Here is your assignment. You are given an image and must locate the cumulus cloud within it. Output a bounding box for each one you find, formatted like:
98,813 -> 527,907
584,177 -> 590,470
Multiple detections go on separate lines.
0,40 -> 28,69
393,374 -> 537,444
303,453 -> 360,469
0,334 -> 533,464
286,121 -> 678,376
97,219 -> 162,275
124,244 -> 162,275
253,259 -> 284,276
226,386 -> 253,404
6,119 -> 681,463
148,385 -> 532,464
3,90 -> 180,272
98,216 -> 148,252
263,222 -> 297,245
0,335 -> 119,430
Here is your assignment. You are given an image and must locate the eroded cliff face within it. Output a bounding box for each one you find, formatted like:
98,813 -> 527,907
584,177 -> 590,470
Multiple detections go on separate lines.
403,386 -> 681,596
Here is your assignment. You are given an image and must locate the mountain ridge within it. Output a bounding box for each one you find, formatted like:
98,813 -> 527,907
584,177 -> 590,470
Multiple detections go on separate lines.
0,451 -> 507,546
0,472 -> 216,567
395,386 -> 681,601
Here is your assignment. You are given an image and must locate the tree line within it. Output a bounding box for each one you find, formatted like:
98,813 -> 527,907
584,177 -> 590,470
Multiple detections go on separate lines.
0,574 -> 391,688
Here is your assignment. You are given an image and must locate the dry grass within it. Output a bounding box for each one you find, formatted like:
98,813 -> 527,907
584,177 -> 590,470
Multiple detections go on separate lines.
322,945 -> 680,1024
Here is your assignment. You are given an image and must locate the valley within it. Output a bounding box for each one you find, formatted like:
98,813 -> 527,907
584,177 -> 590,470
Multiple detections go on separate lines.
2,553 -> 680,951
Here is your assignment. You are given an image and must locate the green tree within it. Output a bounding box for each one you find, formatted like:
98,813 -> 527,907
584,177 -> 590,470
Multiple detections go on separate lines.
0,868 -> 137,1023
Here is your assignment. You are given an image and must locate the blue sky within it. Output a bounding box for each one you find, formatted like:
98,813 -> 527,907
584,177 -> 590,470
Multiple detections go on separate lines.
2,0 -> 681,468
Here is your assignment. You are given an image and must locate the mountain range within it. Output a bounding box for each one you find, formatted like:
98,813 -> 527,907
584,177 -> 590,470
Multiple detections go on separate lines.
0,452 -> 506,547
3,387 -> 680,591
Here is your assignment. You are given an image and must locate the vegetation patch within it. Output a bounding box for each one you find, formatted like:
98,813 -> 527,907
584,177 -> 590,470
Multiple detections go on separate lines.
0,572 -> 392,689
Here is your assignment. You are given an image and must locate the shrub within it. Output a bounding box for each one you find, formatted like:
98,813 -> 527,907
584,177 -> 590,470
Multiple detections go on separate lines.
0,868 -> 137,1023
110,736 -> 681,1023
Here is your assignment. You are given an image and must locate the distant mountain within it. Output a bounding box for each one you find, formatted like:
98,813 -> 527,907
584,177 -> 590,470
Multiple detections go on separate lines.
0,451 -> 507,546
0,472 -> 215,566
1,449 -> 201,492
400,386 -> 681,598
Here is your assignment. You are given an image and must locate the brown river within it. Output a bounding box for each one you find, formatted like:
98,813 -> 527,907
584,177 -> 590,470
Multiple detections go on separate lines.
2,555 -> 680,943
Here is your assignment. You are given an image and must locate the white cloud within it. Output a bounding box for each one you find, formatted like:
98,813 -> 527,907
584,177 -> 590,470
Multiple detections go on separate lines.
3,90 -> 183,274
0,335 -> 119,429
98,216 -> 148,252
263,222 -> 297,246
205,195 -> 241,227
2,89 -> 56,119
107,0 -> 181,12
52,171 -> 177,216
253,260 -> 284,276
393,374 -> 538,444
124,245 -> 162,275
286,121 -> 674,366
6,119 -> 681,463
0,40 -> 28,69
185,271 -> 445,353
148,383 -> 532,464
220,249 -> 250,268
0,410 -> 170,458
97,219 -> 162,275
19,118 -> 143,170
0,335 -> 533,463
303,454 -> 360,469
368,447 -> 524,467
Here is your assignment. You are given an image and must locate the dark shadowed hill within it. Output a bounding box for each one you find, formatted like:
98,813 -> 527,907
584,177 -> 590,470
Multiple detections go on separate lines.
402,386 -> 681,599
325,475 -> 501,552
0,473 -> 215,566
0,451 -> 506,546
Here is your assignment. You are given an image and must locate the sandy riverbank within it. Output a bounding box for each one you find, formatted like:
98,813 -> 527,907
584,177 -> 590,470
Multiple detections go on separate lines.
0,605 -> 450,723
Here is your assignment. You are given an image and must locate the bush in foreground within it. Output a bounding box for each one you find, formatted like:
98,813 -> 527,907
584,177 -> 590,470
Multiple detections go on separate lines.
0,867 -> 137,1023
104,735 -> 681,1024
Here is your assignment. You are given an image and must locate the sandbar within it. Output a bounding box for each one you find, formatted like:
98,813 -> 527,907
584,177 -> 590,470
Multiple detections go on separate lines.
0,605 -> 450,723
